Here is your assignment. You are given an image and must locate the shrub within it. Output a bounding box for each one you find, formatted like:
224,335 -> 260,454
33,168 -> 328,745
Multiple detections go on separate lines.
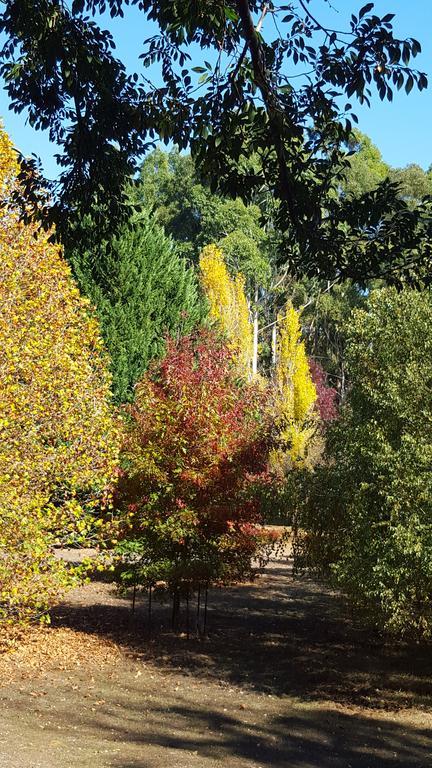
295,288 -> 432,636
0,125 -> 119,623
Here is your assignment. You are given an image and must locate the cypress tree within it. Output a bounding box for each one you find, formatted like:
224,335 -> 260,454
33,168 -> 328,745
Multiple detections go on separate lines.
70,214 -> 204,402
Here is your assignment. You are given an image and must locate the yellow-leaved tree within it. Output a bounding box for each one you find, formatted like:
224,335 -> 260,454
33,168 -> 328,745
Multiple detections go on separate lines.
0,125 -> 120,623
271,302 -> 317,469
199,244 -> 253,376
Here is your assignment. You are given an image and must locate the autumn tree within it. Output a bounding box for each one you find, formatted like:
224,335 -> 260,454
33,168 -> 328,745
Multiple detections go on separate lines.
308,360 -> 338,424
114,329 -> 275,617
136,152 -> 272,377
199,245 -> 253,377
0,125 -> 119,623
271,302 -> 317,469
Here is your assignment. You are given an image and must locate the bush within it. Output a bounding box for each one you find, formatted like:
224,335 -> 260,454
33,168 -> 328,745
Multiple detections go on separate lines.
294,288 -> 432,636
0,126 -> 119,623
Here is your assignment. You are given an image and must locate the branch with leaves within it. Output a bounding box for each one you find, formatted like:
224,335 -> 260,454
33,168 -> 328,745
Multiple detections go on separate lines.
1,1 -> 430,283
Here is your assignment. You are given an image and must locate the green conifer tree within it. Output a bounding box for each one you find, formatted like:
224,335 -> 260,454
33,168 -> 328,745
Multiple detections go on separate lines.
70,214 -> 204,403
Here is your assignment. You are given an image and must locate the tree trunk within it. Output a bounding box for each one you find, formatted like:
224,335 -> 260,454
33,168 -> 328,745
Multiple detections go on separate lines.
271,321 -> 277,371
340,360 -> 346,403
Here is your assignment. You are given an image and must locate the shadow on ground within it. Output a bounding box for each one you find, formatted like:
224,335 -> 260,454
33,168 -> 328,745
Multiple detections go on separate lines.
102,705 -> 432,768
51,557 -> 432,713
3,676 -> 432,768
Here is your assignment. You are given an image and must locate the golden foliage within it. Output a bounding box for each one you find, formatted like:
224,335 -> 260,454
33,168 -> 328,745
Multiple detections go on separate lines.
199,244 -> 253,375
272,302 -> 317,467
0,124 -> 120,622
0,127 -> 19,201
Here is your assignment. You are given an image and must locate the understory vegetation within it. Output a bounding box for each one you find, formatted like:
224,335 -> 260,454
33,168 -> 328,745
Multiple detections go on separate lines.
294,289 -> 432,635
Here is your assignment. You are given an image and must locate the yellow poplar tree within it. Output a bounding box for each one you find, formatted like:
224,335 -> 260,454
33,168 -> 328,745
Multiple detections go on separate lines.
199,244 -> 253,376
0,125 -> 120,623
272,302 -> 317,467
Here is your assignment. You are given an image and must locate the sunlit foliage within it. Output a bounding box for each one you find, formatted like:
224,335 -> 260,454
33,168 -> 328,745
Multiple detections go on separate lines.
295,288 -> 432,635
114,329 -> 275,599
69,213 -> 204,403
0,125 -> 119,623
272,302 -> 317,467
199,244 -> 253,376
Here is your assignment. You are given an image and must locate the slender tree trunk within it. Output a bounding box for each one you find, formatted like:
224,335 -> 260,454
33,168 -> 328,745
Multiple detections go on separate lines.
271,321 -> 277,371
203,584 -> 209,637
340,360 -> 346,403
171,590 -> 180,632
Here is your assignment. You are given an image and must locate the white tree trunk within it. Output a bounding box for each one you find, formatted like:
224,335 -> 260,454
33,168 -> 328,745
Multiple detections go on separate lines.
271,321 -> 277,371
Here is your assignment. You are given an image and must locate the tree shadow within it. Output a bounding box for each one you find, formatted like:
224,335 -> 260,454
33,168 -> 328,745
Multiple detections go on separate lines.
107,704 -> 432,768
19,692 -> 432,768
51,557 -> 432,711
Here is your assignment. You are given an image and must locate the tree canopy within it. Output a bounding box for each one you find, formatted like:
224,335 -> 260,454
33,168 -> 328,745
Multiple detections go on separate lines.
133,148 -> 272,285
343,130 -> 390,198
69,212 -> 204,402
343,130 -> 432,204
0,124 -> 119,622
1,1 -> 431,283
114,329 -> 273,599
295,287 -> 432,635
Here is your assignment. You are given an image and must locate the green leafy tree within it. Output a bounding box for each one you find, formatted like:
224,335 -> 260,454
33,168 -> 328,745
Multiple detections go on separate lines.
134,148 -> 273,375
390,163 -> 432,206
343,132 -> 432,207
301,279 -> 366,400
295,288 -> 432,636
70,214 -> 204,402
1,2 -> 430,284
132,150 -> 200,258
343,130 -> 390,198
133,148 -> 272,281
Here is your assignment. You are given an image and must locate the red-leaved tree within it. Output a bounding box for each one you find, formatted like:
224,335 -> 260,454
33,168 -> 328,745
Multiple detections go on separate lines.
115,329 -> 277,617
308,359 -> 338,422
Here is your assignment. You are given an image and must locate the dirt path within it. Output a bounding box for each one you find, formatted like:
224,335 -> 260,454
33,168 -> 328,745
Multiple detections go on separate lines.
1,554 -> 431,767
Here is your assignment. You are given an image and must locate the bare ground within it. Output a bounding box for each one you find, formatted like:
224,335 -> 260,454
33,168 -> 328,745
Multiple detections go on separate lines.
1,552 -> 431,768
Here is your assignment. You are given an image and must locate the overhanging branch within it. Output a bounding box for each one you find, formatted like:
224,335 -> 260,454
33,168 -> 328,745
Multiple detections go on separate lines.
236,0 -> 299,232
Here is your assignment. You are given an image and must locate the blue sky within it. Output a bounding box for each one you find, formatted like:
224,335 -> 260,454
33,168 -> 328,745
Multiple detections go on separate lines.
0,0 -> 431,179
